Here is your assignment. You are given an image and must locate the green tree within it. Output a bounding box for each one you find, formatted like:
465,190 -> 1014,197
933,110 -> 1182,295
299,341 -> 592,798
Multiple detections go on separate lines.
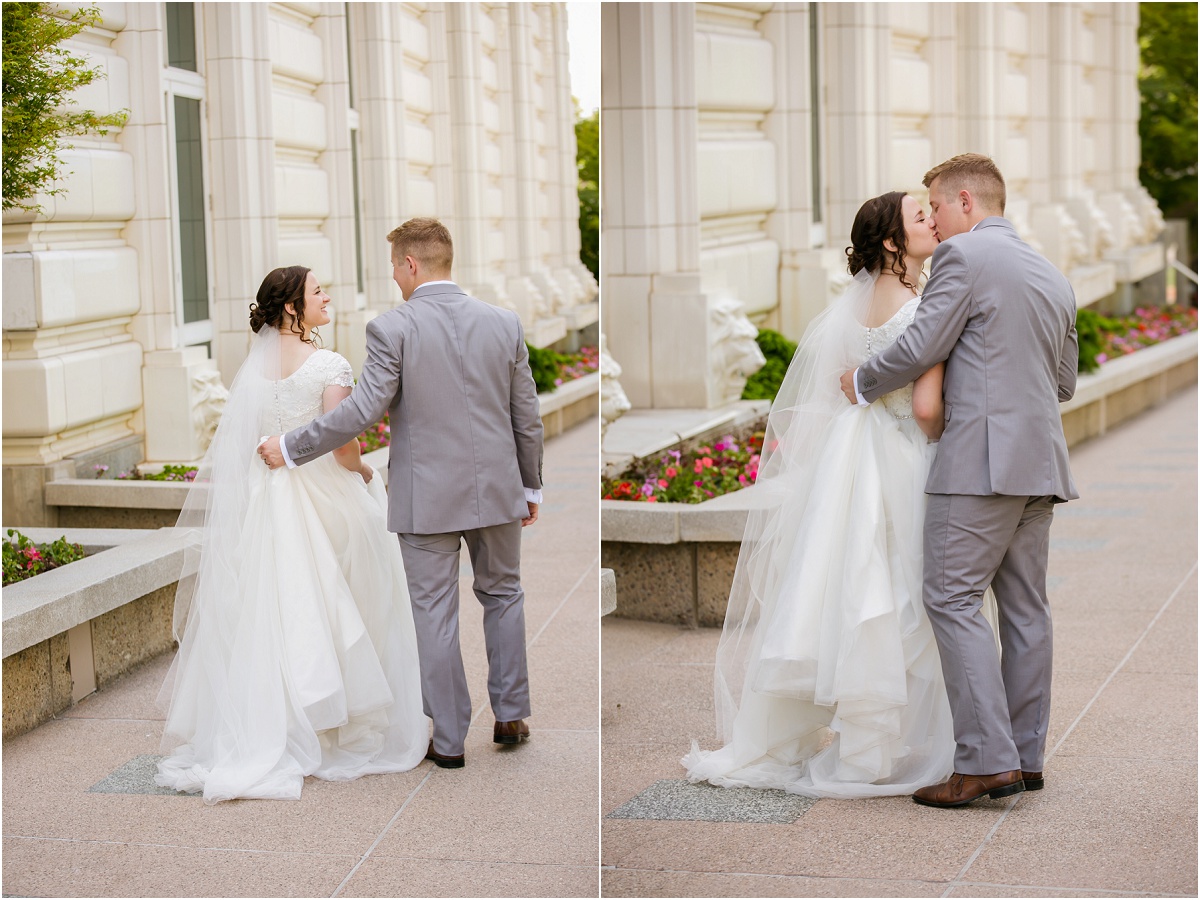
575,107 -> 599,281
3,3 -> 127,212
1138,3 -> 1198,254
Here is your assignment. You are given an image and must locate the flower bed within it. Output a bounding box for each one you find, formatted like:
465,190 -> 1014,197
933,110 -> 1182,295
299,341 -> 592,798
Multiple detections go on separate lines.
1088,305 -> 1198,369
602,425 -> 764,503
3,529 -> 85,586
94,463 -> 198,482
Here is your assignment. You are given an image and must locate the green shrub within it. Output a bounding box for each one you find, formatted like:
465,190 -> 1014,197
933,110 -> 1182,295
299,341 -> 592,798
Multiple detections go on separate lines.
1075,307 -> 1119,374
526,343 -> 562,394
741,329 -> 798,401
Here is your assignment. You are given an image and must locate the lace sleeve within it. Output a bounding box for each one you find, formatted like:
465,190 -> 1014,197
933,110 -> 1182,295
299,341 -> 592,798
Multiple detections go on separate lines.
325,352 -> 356,390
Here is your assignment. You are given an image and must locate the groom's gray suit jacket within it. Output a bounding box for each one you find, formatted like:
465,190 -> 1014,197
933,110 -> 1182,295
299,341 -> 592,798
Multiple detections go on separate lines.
858,217 -> 1079,502
283,282 -> 544,534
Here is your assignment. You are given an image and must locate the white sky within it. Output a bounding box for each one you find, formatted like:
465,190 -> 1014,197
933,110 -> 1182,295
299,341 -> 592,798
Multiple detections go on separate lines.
566,2 -> 600,115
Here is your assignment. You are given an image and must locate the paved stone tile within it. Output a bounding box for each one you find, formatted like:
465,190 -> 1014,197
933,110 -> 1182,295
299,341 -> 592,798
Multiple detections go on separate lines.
947,885 -> 1185,897
61,652 -> 172,722
962,757 -> 1197,895
1050,537 -> 1109,551
340,858 -> 597,898
2,837 -> 357,899
602,868 -> 945,897
601,617 -> 689,672
1052,671 -> 1197,761
607,779 -> 815,824
1053,506 -> 1141,517
1087,482 -> 1172,491
367,730 -> 598,868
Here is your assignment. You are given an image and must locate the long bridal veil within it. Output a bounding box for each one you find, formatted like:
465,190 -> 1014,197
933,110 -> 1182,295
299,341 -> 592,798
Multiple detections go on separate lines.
709,268 -> 880,744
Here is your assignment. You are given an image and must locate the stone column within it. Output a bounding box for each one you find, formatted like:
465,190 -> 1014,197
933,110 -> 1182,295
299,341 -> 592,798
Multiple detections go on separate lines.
204,3 -> 279,381
759,4 -> 837,339
313,4 -> 360,355
602,2 -> 709,409
444,5 -> 493,300
503,3 -> 551,329
545,3 -> 594,317
354,3 -> 409,313
822,3 -> 890,244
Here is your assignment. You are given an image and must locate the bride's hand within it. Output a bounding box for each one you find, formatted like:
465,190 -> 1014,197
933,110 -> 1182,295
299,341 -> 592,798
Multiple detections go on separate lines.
360,463 -> 374,484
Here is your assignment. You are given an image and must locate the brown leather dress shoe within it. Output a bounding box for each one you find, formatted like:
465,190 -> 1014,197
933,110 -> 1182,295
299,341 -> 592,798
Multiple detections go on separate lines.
425,741 -> 465,769
494,719 -> 530,745
1021,770 -> 1044,791
913,770 -> 1025,807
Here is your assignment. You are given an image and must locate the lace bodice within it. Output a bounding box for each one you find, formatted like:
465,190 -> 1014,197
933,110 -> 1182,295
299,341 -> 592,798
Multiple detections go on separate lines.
863,297 -> 920,420
263,349 -> 356,435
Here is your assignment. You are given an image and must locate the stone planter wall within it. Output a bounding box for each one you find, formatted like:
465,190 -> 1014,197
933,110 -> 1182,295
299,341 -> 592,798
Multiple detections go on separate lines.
2,528 -> 185,739
602,331 -> 1199,624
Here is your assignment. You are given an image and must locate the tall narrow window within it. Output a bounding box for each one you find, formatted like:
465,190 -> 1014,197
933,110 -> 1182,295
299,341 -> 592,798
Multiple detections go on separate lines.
809,3 -> 823,226
166,3 -> 197,72
174,96 -> 210,326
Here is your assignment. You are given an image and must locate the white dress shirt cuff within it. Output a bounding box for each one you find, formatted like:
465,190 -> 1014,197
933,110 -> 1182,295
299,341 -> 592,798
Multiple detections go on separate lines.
279,436 -> 298,469
852,369 -> 870,407
524,487 -> 543,504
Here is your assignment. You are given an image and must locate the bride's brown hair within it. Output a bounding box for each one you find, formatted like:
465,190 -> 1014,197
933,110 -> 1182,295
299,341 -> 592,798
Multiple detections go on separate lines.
249,266 -> 319,343
846,191 -> 919,293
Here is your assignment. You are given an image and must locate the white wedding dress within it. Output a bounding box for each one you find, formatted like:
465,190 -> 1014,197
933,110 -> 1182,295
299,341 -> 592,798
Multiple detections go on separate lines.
157,346 -> 429,803
684,288 -> 990,798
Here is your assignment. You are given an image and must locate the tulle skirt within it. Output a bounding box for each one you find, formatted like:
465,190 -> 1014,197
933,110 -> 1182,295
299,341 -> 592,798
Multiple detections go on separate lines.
684,404 -> 989,798
156,455 -> 429,803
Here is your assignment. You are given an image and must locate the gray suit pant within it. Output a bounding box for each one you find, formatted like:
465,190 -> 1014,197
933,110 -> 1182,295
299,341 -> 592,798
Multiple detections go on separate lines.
398,521 -> 531,756
923,493 -> 1056,775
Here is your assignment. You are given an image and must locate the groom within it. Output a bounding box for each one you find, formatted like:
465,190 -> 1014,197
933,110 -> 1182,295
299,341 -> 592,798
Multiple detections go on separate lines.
260,217 -> 544,769
840,154 -> 1078,807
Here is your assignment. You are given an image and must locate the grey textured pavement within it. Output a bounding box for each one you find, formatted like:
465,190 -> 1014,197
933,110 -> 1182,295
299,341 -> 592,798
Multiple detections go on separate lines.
602,386 -> 1198,898
3,420 -> 600,899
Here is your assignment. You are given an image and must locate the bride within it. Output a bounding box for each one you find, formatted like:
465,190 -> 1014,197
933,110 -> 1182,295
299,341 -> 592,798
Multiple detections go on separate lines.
156,266 -> 428,803
684,191 -> 991,798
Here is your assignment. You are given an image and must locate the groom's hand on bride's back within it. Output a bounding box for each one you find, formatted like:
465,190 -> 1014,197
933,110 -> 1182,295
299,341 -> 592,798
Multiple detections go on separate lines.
522,502 -> 539,527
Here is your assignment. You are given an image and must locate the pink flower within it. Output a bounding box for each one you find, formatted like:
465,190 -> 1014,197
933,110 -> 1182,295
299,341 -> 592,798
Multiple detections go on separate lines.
658,479 -> 669,488
701,457 -> 714,468
646,495 -> 658,503
665,467 -> 677,478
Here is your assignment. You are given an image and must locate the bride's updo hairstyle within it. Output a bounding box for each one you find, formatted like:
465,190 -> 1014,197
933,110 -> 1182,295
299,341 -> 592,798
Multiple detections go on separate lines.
846,191 -> 919,293
249,265 -> 316,342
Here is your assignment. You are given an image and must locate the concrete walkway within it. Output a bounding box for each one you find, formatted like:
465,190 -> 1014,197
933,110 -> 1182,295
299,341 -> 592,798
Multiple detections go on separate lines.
602,385 -> 1197,898
3,420 -> 600,899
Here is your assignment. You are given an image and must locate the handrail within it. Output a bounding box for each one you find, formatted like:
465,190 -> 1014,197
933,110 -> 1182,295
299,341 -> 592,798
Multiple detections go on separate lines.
1170,257 -> 1198,285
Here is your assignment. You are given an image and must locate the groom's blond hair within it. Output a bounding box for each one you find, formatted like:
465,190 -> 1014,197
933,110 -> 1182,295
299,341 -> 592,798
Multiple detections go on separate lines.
923,153 -> 1006,214
388,218 -> 454,273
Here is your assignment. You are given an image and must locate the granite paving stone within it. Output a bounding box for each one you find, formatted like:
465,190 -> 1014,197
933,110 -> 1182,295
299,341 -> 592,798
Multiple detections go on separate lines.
606,779 -> 816,824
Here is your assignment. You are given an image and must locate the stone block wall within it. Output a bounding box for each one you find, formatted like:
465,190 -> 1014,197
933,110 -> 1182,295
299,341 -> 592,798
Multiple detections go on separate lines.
3,2 -> 596,505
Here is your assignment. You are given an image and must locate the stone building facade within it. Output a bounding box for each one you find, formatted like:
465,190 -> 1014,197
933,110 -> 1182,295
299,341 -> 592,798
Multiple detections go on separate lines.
601,1 -> 1164,416
3,2 -> 596,502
